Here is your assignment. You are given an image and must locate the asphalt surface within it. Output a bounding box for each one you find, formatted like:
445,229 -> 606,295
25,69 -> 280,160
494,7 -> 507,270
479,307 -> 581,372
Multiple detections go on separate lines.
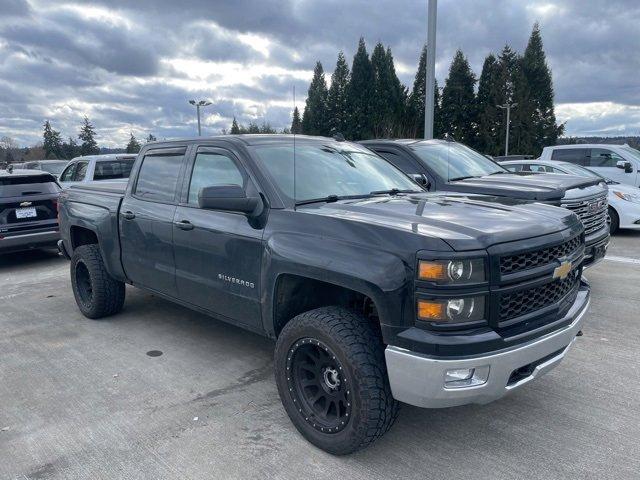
1,232 -> 639,480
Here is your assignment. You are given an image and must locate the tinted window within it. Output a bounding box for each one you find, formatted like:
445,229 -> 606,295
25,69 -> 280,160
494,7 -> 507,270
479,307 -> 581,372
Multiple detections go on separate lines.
409,142 -> 505,180
375,150 -> 419,173
550,148 -> 587,165
1,175 -> 60,197
135,154 -> 184,202
74,162 -> 88,181
93,160 -> 135,181
188,152 -> 245,205
60,164 -> 76,182
588,148 -> 624,167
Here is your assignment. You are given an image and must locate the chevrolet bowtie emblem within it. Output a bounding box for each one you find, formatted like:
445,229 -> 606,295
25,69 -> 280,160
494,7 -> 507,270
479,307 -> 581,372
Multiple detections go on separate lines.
553,260 -> 572,280
19,201 -> 32,207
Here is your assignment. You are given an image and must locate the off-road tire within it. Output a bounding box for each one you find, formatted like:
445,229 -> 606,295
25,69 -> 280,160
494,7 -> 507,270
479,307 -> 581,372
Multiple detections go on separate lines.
608,207 -> 619,235
70,244 -> 125,319
274,306 -> 399,455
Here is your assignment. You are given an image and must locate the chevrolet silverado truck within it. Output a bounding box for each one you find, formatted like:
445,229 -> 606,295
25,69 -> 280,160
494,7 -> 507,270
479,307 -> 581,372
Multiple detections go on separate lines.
362,139 -> 609,267
58,135 -> 591,455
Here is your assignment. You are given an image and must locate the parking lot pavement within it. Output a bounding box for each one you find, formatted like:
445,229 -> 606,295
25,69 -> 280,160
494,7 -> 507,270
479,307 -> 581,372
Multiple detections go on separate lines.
1,237 -> 639,480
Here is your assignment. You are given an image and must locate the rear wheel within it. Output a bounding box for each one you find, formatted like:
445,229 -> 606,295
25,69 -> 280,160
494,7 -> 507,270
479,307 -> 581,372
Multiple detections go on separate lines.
70,244 -> 125,319
274,307 -> 399,455
608,207 -> 619,234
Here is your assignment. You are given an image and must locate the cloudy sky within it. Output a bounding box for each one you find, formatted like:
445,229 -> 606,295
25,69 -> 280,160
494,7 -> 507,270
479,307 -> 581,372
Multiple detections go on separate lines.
1,0 -> 639,148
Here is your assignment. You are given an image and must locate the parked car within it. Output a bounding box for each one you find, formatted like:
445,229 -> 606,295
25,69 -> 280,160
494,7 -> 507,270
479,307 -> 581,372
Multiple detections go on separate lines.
540,144 -> 640,188
21,160 -> 69,178
58,154 -> 136,187
501,159 -> 639,234
362,139 -> 609,267
0,168 -> 60,254
58,135 -> 591,455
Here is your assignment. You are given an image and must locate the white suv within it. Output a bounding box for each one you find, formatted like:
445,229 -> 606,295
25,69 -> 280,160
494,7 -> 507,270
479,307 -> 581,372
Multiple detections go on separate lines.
540,144 -> 640,188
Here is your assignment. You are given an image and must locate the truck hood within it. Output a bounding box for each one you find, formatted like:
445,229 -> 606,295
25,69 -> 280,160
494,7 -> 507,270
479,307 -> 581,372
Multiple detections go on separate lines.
300,193 -> 581,251
445,173 -> 601,202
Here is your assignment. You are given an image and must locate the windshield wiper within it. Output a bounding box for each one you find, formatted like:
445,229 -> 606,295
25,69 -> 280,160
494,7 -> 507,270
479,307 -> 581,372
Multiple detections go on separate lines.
295,194 -> 371,206
369,188 -> 420,196
488,171 -> 508,175
448,175 -> 476,182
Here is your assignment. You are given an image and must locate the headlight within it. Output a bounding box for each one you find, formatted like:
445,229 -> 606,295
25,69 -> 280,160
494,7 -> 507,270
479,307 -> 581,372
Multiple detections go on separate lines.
418,259 -> 485,284
613,191 -> 640,204
417,296 -> 485,323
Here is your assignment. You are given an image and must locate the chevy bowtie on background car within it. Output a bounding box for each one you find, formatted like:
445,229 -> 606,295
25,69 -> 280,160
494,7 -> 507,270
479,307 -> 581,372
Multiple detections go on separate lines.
1,167 -> 60,254
58,135 -> 591,455
362,139 -> 610,267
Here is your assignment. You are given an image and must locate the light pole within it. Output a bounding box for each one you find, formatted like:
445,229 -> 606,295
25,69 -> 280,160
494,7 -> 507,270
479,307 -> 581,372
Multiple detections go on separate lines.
189,99 -> 212,136
497,102 -> 517,156
424,0 -> 437,139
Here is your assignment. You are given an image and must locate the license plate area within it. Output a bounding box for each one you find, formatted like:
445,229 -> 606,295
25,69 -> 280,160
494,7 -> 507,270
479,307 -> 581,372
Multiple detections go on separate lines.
15,207 -> 37,219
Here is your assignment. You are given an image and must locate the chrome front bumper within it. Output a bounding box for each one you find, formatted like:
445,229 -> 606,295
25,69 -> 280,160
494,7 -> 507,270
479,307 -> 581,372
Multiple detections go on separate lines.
385,288 -> 590,408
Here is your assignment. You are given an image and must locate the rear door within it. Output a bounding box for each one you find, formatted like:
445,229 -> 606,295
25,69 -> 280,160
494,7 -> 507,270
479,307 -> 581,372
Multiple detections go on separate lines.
119,146 -> 188,296
586,147 -> 638,186
172,145 -> 264,327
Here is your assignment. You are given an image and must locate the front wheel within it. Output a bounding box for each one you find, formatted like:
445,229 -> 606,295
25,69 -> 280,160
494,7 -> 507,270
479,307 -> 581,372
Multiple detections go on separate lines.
608,207 -> 619,234
274,307 -> 399,455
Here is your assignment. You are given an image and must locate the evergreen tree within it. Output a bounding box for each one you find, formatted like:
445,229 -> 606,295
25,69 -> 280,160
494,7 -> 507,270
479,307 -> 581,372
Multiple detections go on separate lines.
522,23 -> 563,154
291,106 -> 302,134
61,137 -> 78,159
405,46 -> 442,138
440,50 -> 477,145
42,120 -> 62,159
326,51 -> 350,136
371,44 -> 406,138
247,121 -> 261,134
126,133 -> 141,153
476,54 -> 503,155
301,61 -> 329,136
146,134 -> 157,143
78,116 -> 99,156
345,38 -> 375,140
230,117 -> 240,134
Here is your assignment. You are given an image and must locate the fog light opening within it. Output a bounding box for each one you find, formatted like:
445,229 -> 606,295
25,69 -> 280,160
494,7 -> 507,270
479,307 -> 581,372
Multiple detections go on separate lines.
444,365 -> 490,389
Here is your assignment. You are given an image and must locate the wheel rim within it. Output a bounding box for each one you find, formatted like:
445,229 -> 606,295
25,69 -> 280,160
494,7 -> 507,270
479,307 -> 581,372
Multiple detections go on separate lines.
286,338 -> 351,434
75,261 -> 93,306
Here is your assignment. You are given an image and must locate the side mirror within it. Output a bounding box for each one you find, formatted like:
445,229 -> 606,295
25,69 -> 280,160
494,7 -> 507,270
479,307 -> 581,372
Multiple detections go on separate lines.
410,173 -> 431,190
198,185 -> 262,216
616,160 -> 633,173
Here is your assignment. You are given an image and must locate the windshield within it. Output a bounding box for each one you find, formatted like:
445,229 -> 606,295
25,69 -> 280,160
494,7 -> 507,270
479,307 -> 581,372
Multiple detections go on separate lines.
558,163 -> 602,179
40,162 -> 68,175
621,145 -> 640,162
410,142 -> 506,181
252,143 -> 421,203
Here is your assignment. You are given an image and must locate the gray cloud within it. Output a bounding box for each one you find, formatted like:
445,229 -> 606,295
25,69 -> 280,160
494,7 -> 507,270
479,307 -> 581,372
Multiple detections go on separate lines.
0,0 -> 638,147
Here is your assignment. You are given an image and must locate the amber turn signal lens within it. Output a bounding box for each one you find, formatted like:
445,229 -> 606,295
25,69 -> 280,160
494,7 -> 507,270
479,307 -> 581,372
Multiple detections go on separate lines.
418,261 -> 447,281
417,300 -> 445,320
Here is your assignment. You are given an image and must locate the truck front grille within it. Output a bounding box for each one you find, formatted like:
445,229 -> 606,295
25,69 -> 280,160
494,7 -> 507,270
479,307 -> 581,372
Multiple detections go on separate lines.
500,234 -> 582,275
499,268 -> 580,322
562,193 -> 608,236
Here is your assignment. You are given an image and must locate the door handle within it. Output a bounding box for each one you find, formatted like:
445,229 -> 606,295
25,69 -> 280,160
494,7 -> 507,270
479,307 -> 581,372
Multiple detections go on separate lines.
174,220 -> 194,231
121,211 -> 136,220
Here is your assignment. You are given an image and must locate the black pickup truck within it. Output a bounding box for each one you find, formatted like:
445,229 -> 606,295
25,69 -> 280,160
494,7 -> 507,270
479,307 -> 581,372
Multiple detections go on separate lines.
58,135 -> 591,455
362,139 -> 610,267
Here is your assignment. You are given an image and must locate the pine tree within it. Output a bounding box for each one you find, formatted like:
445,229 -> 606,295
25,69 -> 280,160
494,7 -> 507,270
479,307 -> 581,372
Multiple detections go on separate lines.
476,54 -> 503,155
291,107 -> 302,134
146,134 -> 157,143
126,133 -> 141,153
78,116 -> 99,156
42,120 -> 62,159
440,50 -> 477,145
230,117 -> 241,134
301,61 -> 329,136
405,46 -> 442,139
61,137 -> 78,159
370,44 -> 406,138
326,51 -> 350,136
522,23 -> 563,154
345,38 -> 375,140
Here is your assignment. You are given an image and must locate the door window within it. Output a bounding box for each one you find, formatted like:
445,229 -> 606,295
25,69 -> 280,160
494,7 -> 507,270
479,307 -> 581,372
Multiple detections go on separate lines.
60,164 -> 76,182
74,162 -> 88,181
94,160 -> 135,180
135,153 -> 185,202
187,152 -> 245,205
550,148 -> 587,165
588,148 -> 625,167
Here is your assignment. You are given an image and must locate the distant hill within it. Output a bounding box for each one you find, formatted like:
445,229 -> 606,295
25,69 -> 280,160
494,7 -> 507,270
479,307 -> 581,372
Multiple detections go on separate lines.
558,136 -> 640,149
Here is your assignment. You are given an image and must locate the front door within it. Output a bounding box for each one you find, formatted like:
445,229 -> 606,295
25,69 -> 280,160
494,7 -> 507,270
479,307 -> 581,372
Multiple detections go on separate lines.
587,148 -> 638,186
120,146 -> 187,296
172,146 -> 264,328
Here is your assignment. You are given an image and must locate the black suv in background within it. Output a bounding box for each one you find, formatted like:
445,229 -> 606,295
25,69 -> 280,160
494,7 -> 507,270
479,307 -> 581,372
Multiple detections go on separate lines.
0,168 -> 60,254
362,139 -> 610,267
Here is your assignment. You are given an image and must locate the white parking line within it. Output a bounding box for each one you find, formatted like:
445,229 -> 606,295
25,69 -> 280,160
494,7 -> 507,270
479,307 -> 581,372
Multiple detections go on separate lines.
605,255 -> 640,265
